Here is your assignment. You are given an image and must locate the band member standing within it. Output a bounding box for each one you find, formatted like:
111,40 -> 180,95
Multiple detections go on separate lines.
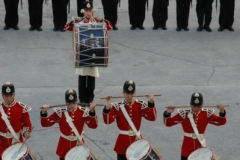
102,80 -> 157,160
218,0 -> 235,32
40,89 -> 98,160
176,0 -> 191,31
152,0 -> 168,30
196,0 -> 214,32
101,0 -> 119,30
129,0 -> 147,30
28,0 -> 44,31
0,82 -> 32,156
51,0 -> 69,32
163,93 -> 227,160
65,1 -> 112,104
3,0 -> 20,30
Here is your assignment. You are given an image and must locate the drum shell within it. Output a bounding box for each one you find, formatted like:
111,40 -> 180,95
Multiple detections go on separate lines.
73,23 -> 109,68
65,145 -> 93,160
1,143 -> 33,160
188,147 -> 214,160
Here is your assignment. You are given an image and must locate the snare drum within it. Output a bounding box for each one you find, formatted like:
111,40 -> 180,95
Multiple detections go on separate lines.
65,145 -> 94,160
126,139 -> 161,160
73,23 -> 108,68
2,143 -> 33,160
188,148 -> 214,160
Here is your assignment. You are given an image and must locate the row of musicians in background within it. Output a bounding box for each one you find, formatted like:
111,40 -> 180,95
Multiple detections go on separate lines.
3,0 -> 235,32
3,0 -> 93,32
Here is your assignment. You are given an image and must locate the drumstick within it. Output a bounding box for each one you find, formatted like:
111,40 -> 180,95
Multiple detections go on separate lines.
100,94 -> 161,99
165,105 -> 230,108
39,103 -> 104,109
18,126 -> 34,153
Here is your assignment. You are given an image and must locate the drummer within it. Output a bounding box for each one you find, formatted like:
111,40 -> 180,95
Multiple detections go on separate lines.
102,80 -> 157,160
0,82 -> 32,158
163,92 -> 227,160
40,89 -> 98,160
65,1 -> 111,105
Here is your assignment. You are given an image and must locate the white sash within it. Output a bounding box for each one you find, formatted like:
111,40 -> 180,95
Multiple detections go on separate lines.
0,104 -> 20,142
187,112 -> 206,147
119,104 -> 141,139
64,111 -> 83,144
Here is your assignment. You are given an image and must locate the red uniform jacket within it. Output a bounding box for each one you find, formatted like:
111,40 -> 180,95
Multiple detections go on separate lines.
40,106 -> 98,158
163,109 -> 227,157
103,99 -> 157,154
0,101 -> 32,156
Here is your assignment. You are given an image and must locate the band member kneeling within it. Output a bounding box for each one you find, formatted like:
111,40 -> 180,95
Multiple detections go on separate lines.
102,80 -> 157,160
163,92 -> 227,160
40,89 -> 98,160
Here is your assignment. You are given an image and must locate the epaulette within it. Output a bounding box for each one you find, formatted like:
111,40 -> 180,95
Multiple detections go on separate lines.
202,108 -> 214,118
94,16 -> 104,22
74,17 -> 84,22
135,99 -> 148,109
111,102 -> 123,111
18,102 -> 32,113
77,106 -> 88,117
54,108 -> 67,117
177,109 -> 190,119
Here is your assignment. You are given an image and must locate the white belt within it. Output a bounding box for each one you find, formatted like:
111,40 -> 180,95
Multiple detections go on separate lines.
184,132 -> 204,139
119,130 -> 140,136
0,132 -> 20,139
60,133 -> 78,141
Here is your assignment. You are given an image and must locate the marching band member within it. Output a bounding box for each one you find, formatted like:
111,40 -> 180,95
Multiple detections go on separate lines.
175,0 -> 191,31
152,0 -> 168,30
51,0 -> 69,32
163,92 -> 227,160
129,0 -> 147,30
102,80 -> 157,160
28,0 -> 44,31
3,0 -> 20,30
0,82 -> 32,157
101,0 -> 119,30
196,0 -> 214,32
40,89 -> 98,160
218,0 -> 235,31
65,1 -> 112,104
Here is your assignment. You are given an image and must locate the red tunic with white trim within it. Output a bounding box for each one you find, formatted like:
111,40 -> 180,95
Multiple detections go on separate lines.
40,106 -> 98,158
102,99 -> 157,154
0,101 -> 32,156
163,109 -> 227,157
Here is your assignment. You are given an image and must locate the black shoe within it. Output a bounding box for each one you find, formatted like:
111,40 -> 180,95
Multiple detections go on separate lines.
204,26 -> 212,32
183,27 -> 189,31
13,25 -> 19,30
161,26 -> 167,30
130,25 -> 136,30
197,26 -> 203,32
218,27 -> 224,32
4,25 -> 10,30
176,27 -> 181,31
59,27 -> 65,32
227,26 -> 234,31
29,26 -> 35,31
113,26 -> 118,30
53,27 -> 59,31
152,26 -> 158,30
36,26 -> 42,31
139,26 -> 145,30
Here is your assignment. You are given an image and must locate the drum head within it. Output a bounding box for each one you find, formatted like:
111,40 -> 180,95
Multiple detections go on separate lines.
2,143 -> 29,160
65,145 -> 91,160
188,148 -> 213,160
126,139 -> 151,160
